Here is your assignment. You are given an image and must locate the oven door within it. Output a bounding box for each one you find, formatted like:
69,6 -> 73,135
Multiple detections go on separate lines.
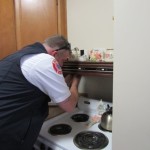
33,136 -> 64,150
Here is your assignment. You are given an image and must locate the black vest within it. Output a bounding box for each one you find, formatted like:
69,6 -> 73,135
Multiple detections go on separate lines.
0,42 -> 50,150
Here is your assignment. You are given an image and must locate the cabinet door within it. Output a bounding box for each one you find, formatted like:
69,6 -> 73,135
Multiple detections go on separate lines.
0,0 -> 17,59
57,0 -> 67,38
15,0 -> 58,49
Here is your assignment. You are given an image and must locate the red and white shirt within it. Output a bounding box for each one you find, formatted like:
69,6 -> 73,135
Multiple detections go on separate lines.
20,53 -> 71,103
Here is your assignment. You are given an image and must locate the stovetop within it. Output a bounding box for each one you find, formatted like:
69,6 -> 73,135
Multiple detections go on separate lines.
37,97 -> 112,150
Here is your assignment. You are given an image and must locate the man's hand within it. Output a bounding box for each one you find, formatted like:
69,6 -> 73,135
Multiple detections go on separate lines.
71,75 -> 81,87
65,74 -> 81,88
65,74 -> 73,87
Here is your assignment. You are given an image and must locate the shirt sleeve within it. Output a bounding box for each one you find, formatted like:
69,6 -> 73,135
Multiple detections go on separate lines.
21,53 -> 71,103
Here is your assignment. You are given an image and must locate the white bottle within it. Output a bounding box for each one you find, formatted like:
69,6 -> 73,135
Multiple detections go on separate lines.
97,99 -> 105,115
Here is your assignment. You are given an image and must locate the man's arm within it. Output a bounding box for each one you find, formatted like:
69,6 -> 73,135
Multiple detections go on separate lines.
58,75 -> 81,112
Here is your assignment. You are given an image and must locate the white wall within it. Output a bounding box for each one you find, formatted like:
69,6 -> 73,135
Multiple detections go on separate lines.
67,0 -> 150,149
113,0 -> 150,150
67,0 -> 113,100
67,0 -> 114,51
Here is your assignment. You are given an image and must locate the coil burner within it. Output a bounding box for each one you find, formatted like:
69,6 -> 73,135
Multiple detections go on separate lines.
73,131 -> 109,149
71,113 -> 89,122
48,124 -> 72,136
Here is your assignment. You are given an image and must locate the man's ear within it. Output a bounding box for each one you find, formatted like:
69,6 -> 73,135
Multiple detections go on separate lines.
51,50 -> 58,56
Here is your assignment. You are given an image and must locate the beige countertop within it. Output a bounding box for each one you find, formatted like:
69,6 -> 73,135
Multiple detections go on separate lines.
46,94 -> 88,120
46,105 -> 65,120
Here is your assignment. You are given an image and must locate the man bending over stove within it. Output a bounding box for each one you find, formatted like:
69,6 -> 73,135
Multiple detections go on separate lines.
0,35 -> 81,150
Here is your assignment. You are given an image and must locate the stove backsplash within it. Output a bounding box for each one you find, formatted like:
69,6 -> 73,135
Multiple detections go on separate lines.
78,76 -> 113,102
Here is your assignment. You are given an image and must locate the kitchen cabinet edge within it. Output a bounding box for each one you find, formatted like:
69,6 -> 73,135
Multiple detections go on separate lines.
62,61 -> 113,77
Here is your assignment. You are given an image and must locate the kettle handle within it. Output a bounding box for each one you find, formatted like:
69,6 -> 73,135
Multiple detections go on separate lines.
106,104 -> 112,113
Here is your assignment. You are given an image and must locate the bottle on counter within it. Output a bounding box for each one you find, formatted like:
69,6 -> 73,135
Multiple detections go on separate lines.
97,99 -> 106,115
104,49 -> 114,62
70,47 -> 80,61
78,49 -> 88,61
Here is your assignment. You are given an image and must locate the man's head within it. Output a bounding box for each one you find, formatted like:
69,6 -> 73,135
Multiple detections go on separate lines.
44,35 -> 71,66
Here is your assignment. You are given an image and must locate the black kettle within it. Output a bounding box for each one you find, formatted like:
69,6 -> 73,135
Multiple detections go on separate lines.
100,106 -> 112,132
